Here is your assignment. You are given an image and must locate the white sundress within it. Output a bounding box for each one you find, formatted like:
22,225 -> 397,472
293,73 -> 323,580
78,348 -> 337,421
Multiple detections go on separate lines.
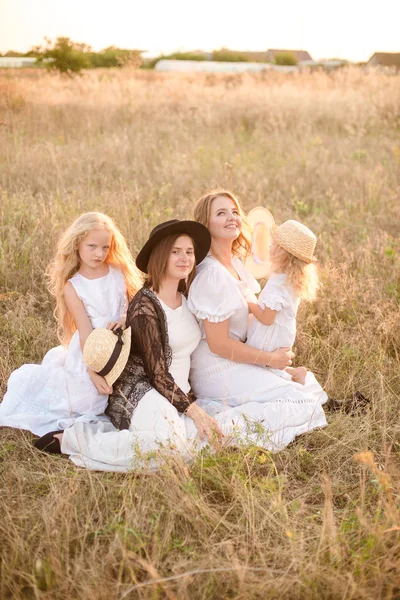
247,273 -> 300,381
186,255 -> 328,452
0,266 -> 127,436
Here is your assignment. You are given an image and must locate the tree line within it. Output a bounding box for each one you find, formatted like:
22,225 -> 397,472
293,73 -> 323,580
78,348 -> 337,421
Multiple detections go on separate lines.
1,37 -> 298,75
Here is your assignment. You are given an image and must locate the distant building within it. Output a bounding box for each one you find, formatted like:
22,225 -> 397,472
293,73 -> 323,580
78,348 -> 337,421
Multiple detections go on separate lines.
266,49 -> 312,63
240,51 -> 270,62
0,57 -> 37,68
299,59 -> 348,71
155,59 -> 298,73
367,52 -> 400,70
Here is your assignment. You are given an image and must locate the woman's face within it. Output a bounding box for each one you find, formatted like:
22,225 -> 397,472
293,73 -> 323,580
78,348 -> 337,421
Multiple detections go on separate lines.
208,196 -> 242,241
166,235 -> 195,280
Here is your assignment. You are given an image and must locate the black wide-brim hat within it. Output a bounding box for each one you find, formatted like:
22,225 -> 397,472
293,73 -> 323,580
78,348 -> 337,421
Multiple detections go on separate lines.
136,219 -> 211,274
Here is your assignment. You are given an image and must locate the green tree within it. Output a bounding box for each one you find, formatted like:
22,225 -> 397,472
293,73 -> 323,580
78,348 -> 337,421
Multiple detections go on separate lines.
88,46 -> 142,68
274,52 -> 297,66
33,37 -> 91,75
212,48 -> 249,62
4,50 -> 25,57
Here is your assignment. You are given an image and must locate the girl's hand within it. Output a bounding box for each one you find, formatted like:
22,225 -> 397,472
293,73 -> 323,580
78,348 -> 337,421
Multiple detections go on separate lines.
268,347 -> 294,369
186,403 -> 224,446
106,319 -> 126,331
89,370 -> 113,395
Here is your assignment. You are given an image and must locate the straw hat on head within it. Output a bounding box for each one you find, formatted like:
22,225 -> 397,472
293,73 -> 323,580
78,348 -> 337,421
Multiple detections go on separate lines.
83,327 -> 131,387
245,206 -> 276,279
274,220 -> 317,263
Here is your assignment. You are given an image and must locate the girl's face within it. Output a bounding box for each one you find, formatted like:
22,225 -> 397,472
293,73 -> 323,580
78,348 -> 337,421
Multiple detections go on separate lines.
269,240 -> 280,262
269,240 -> 288,270
208,196 -> 242,241
166,235 -> 195,281
78,228 -> 112,268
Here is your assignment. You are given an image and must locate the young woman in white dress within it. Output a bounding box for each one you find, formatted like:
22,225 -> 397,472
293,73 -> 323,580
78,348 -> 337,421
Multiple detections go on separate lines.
187,191 -> 328,452
35,220 -> 224,470
247,219 -> 320,385
0,212 -> 140,436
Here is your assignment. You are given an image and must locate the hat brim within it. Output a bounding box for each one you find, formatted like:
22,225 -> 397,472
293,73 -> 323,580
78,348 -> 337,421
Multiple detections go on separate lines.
247,206 -> 275,228
245,257 -> 271,279
245,206 -> 276,280
136,221 -> 211,274
83,327 -> 131,387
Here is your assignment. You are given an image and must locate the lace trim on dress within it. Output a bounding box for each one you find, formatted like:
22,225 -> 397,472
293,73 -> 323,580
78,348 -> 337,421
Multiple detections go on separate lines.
253,393 -> 325,405
259,294 -> 288,312
191,308 -> 236,323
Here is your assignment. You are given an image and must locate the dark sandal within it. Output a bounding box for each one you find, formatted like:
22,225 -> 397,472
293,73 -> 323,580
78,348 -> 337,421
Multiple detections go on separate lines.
326,398 -> 342,412
326,392 -> 370,415
346,391 -> 370,414
34,430 -> 63,454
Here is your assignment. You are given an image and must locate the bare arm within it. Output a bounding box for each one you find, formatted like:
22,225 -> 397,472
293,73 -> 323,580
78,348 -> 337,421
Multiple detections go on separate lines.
64,282 -> 93,351
203,319 -> 293,369
248,302 -> 277,326
64,282 -> 112,394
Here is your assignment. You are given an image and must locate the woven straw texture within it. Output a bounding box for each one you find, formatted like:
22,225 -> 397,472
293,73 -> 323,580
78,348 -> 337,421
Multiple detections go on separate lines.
275,220 -> 317,263
83,327 -> 131,386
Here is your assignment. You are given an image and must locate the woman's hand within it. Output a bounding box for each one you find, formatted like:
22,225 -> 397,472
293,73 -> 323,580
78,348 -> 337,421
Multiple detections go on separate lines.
89,369 -> 113,395
186,403 -> 224,446
107,319 -> 126,331
268,347 -> 294,369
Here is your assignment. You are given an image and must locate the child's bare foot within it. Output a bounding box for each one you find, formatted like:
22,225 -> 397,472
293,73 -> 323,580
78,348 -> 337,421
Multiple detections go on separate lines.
287,366 -> 307,385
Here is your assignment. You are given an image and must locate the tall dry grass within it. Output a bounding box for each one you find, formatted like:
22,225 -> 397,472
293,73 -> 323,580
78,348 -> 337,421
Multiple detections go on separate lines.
0,67 -> 399,599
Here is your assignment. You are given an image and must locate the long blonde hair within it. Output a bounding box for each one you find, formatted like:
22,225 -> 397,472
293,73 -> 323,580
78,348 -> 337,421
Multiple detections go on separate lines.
270,243 -> 319,301
47,212 -> 142,345
193,190 -> 252,259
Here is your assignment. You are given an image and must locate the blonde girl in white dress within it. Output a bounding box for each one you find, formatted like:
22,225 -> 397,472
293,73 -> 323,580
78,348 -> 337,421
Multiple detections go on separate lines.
0,212 -> 141,436
247,219 -> 320,385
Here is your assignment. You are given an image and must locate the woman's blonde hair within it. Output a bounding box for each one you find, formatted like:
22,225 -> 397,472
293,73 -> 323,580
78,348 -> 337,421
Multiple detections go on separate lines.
193,190 -> 252,259
47,212 -> 142,345
146,233 -> 196,295
270,243 -> 319,301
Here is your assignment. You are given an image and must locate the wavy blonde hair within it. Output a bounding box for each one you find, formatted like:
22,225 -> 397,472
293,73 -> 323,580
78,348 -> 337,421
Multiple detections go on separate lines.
47,212 -> 142,345
193,190 -> 252,259
269,243 -> 319,301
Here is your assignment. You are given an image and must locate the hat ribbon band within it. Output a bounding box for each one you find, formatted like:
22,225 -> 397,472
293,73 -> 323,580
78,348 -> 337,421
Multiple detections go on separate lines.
97,328 -> 124,378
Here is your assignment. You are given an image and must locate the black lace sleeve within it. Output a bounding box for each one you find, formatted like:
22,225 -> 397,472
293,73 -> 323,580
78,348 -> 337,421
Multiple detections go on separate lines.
127,296 -> 193,414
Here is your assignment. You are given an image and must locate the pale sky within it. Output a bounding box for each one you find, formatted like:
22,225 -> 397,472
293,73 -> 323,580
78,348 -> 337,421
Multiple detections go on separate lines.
0,0 -> 399,62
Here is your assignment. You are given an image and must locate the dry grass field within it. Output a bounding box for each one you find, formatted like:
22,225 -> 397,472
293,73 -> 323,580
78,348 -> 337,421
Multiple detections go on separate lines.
0,67 -> 399,599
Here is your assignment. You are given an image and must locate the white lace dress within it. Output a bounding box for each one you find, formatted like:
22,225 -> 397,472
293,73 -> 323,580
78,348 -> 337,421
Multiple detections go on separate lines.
187,255 -> 327,452
0,266 -> 127,436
